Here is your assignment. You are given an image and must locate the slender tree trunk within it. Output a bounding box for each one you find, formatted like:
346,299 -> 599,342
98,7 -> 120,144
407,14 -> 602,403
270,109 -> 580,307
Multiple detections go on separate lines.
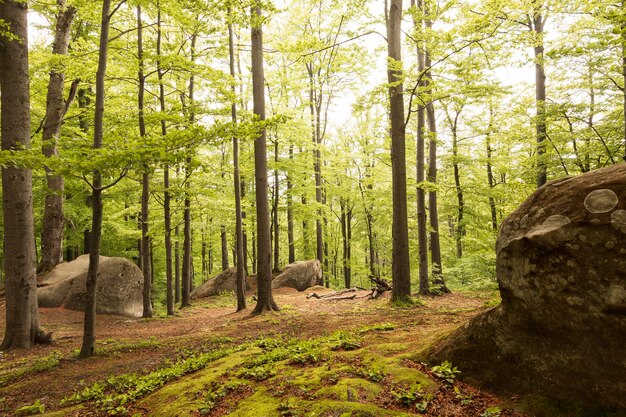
80,0 -> 111,358
250,4 -> 279,314
0,0 -> 44,350
486,105 -> 498,231
622,1 -> 626,161
273,139 -> 281,272
387,0 -> 411,302
450,109 -> 464,258
287,145 -> 295,264
181,33 -> 197,308
229,9 -> 246,311
414,0 -> 429,295
341,199 -> 348,288
157,5 -> 174,316
307,65 -> 324,275
137,5 -> 153,318
533,7 -> 547,187
40,0 -> 76,273
220,225 -> 229,270
423,7 -> 449,293
241,183 -> 249,275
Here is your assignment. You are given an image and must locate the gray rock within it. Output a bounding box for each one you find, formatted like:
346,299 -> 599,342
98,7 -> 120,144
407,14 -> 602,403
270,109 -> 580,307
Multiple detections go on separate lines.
272,260 -> 323,291
429,163 -> 626,410
38,255 -> 143,317
191,267 -> 247,299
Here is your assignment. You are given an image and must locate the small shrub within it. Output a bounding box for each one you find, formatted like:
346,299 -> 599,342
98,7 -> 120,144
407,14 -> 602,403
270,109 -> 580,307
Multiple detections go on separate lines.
353,364 -> 386,382
240,365 -> 274,381
330,332 -> 361,351
431,361 -> 461,384
391,384 -> 431,411
14,399 -> 45,416
480,406 -> 502,417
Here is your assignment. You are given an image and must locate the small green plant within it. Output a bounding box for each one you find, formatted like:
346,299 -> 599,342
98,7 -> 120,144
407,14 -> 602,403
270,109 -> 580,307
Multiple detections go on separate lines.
330,332 -> 361,351
199,381 -> 247,415
240,365 -> 275,381
0,351 -> 62,387
391,384 -> 431,411
480,406 -> 502,417
431,361 -> 461,384
353,364 -> 386,382
278,399 -> 298,416
359,323 -> 396,333
391,297 -> 423,308
454,386 -> 473,405
14,399 -> 45,416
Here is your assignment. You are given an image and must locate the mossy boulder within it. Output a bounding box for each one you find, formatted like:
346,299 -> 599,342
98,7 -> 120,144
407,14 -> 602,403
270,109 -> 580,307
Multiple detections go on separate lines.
272,260 -> 323,291
37,255 -> 143,317
191,267 -> 249,299
430,164 -> 626,410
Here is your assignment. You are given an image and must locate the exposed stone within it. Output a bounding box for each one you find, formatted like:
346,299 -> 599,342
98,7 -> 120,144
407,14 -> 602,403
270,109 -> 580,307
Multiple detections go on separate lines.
38,255 -> 143,317
272,260 -> 323,291
429,164 -> 626,411
191,267 -> 249,299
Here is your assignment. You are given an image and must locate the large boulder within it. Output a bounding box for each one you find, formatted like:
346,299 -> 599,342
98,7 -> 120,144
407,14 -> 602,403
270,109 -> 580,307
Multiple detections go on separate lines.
191,267 -> 249,299
272,260 -> 323,291
37,255 -> 143,317
429,164 -> 626,410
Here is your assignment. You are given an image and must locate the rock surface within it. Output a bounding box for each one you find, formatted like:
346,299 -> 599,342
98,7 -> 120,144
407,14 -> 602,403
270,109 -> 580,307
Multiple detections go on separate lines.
191,267 -> 248,299
272,260 -> 323,291
429,164 -> 626,410
37,255 -> 143,317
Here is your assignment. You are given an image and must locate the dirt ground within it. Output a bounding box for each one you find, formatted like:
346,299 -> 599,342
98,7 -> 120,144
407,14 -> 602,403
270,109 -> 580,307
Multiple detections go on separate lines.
0,288 -> 520,416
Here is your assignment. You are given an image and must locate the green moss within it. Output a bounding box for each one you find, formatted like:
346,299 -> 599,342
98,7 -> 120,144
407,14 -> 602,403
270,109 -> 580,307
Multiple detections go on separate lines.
40,405 -> 84,417
368,343 -> 409,355
317,378 -> 383,401
224,389 -> 282,416
300,398 -> 419,417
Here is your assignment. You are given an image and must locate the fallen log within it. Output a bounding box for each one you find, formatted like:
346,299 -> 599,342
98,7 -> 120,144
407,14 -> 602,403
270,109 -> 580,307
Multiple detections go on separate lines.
306,288 -> 357,300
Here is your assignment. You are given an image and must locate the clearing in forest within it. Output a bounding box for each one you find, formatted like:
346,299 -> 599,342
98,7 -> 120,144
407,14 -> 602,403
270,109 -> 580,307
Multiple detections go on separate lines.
0,289 -> 526,417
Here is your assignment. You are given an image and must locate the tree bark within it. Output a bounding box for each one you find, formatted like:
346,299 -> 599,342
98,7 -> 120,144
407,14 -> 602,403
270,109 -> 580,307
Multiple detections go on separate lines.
450,108 -> 464,258
532,7 -> 547,187
287,145 -> 295,264
229,8 -> 246,312
423,5 -> 448,293
0,0 -> 44,350
156,5 -> 174,316
40,0 -> 76,273
181,33 -> 197,308
273,138 -> 281,272
250,4 -> 279,315
137,5 -> 153,318
387,0 -> 412,302
486,104 -> 498,231
79,0 -> 111,358
414,0 -> 429,295
220,225 -> 229,271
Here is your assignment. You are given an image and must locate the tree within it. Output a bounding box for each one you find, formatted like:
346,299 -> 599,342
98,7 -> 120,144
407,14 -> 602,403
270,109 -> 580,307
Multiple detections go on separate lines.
387,0 -> 412,302
228,4 -> 246,312
0,0 -> 46,350
79,0 -> 114,358
251,2 -> 279,315
137,5 -> 153,319
39,0 -> 77,273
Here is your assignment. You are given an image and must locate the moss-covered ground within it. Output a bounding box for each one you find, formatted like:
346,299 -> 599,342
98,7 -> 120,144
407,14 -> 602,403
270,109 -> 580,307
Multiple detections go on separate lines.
0,290 -> 535,416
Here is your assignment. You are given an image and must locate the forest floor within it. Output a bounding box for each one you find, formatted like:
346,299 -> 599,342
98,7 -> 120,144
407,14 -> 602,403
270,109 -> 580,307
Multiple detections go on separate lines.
0,287 -> 532,417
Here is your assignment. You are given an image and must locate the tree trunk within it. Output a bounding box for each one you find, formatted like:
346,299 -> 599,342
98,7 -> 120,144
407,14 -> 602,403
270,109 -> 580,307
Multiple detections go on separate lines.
137,5 -> 153,318
533,7 -> 547,187
307,65 -> 324,277
341,199 -> 348,288
229,9 -> 247,311
0,0 -> 44,350
40,0 -> 76,273
414,0 -> 429,295
157,5 -> 174,316
387,0 -> 411,302
450,109 -> 464,258
79,0 -> 111,358
287,145 -> 295,264
181,33 -> 197,308
220,225 -> 229,271
423,7 -> 448,293
250,4 -> 279,315
486,104 -> 498,231
273,139 -> 281,272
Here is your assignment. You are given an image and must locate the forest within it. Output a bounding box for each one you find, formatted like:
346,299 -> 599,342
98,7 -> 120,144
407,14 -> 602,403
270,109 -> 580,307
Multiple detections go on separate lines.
0,0 -> 625,416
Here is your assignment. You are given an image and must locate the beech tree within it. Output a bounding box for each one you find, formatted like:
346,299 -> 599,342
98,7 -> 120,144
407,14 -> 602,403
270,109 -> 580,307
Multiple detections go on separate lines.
251,2 -> 279,314
0,0 -> 45,350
